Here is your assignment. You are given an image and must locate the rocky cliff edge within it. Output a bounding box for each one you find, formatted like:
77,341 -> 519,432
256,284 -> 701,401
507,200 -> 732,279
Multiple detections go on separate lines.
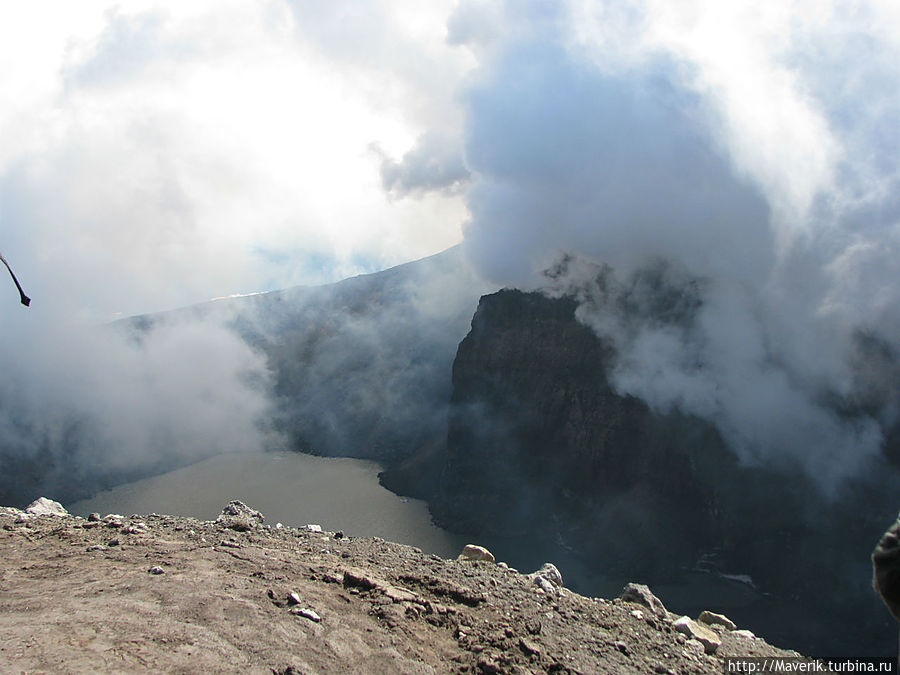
0,499 -> 803,674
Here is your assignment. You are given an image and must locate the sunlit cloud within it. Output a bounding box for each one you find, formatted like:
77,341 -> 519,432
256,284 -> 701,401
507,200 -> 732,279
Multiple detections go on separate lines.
0,0 -> 470,321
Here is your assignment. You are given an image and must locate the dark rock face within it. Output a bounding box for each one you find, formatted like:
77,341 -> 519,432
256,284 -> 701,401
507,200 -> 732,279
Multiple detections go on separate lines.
430,288 -> 900,656
432,289 -> 738,574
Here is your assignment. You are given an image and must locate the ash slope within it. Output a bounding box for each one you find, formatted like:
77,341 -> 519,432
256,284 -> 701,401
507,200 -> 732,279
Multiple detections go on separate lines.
0,505 -> 802,674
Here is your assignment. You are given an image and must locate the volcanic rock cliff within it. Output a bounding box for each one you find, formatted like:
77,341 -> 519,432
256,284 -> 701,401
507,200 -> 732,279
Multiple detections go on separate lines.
424,288 -> 898,657
433,290 -> 734,567
431,289 -> 748,576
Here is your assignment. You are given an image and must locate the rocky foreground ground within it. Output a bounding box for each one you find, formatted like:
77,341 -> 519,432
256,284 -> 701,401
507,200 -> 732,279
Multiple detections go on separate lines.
0,499 -> 803,674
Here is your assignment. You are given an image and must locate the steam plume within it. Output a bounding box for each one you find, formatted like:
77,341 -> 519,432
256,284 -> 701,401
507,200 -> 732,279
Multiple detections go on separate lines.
454,0 -> 900,490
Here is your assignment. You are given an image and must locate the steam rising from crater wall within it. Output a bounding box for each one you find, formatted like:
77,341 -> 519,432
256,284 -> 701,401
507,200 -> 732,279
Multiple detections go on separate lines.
454,0 -> 900,489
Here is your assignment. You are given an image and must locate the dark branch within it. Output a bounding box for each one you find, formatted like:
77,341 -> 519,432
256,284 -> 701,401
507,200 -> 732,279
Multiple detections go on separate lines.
0,251 -> 31,307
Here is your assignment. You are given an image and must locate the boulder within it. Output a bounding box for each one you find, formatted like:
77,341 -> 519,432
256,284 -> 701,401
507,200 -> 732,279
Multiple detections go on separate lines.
619,582 -> 668,619
673,616 -> 720,655
698,610 -> 737,631
25,497 -> 68,517
532,563 -> 563,587
458,544 -> 495,562
216,501 -> 264,532
533,576 -> 555,594
528,563 -> 563,596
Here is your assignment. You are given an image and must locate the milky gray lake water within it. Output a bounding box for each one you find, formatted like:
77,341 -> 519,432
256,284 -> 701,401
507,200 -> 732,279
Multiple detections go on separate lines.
67,450 -> 468,559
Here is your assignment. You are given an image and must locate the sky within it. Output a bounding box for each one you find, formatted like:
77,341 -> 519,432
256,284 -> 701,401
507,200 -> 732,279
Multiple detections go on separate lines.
0,0 -> 472,322
1,1 -> 897,319
1,0 -> 900,492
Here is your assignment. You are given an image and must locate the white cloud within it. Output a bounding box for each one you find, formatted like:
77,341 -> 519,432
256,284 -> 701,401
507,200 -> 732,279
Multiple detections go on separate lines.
456,0 -> 900,489
0,0 -> 472,321
4,0 -> 900,493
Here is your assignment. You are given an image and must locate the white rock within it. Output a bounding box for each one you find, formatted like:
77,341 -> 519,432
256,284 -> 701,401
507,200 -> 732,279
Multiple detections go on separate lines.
533,563 -> 563,587
619,582 -> 668,619
148,566 -> 165,575
458,544 -> 495,562
534,576 -> 556,594
291,607 -> 321,622
303,524 -> 323,533
25,497 -> 68,517
216,501 -> 265,531
698,610 -> 737,631
673,616 -> 721,655
732,629 -> 756,639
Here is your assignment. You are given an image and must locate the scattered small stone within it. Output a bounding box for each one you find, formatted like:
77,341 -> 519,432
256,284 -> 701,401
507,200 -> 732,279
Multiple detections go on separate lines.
343,569 -> 378,592
273,666 -> 303,675
497,562 -> 508,570
333,531 -> 344,539
107,538 -> 120,547
518,637 -> 541,656
287,592 -> 302,606
25,497 -> 68,517
86,544 -> 106,552
698,610 -> 737,631
630,609 -> 644,620
148,566 -> 165,575
302,524 -> 323,533
619,582 -> 669,619
614,640 -> 630,655
291,607 -> 321,622
216,500 -> 264,532
382,585 -> 419,604
534,576 -> 556,595
458,544 -> 495,563
477,656 -> 504,674
534,563 -> 563,587
267,589 -> 285,607
673,616 -> 721,655
525,619 -> 542,635
87,512 -> 101,522
121,523 -> 147,535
